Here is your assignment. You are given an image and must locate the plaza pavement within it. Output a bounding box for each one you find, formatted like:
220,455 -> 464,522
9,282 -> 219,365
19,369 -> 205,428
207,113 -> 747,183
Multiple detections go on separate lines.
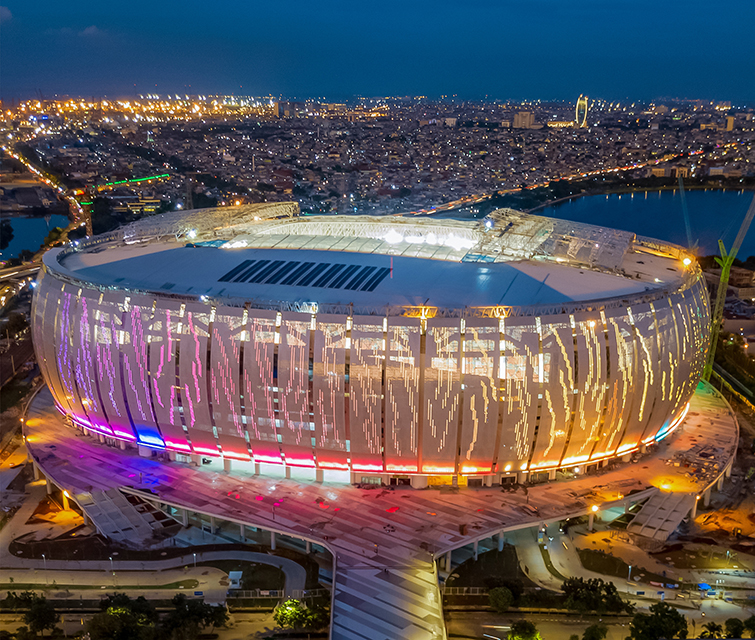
23,382 -> 738,640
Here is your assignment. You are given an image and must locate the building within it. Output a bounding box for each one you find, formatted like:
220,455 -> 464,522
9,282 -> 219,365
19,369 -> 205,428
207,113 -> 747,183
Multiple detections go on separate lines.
32,203 -> 709,487
513,111 -> 535,129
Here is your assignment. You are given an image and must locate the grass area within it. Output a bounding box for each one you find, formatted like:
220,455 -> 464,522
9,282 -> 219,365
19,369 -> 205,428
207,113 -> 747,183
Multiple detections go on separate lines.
577,548 -> 679,587
197,559 -> 284,591
0,378 -> 31,413
445,546 -> 536,590
0,579 -> 199,591
539,545 -> 568,581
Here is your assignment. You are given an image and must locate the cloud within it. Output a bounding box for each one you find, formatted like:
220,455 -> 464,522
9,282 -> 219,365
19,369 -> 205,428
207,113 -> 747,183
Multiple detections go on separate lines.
0,6 -> 12,23
79,25 -> 105,37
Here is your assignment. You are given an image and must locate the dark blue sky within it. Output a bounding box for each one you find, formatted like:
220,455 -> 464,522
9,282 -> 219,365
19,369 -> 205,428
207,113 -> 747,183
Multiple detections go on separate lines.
2,0 -> 754,102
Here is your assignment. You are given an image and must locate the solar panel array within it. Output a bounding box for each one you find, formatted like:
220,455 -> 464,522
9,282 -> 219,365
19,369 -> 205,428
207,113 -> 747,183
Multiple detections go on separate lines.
218,259 -> 391,292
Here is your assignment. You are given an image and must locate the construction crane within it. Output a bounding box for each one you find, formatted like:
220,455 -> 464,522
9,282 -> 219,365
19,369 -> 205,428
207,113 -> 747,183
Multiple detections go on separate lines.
703,194 -> 755,381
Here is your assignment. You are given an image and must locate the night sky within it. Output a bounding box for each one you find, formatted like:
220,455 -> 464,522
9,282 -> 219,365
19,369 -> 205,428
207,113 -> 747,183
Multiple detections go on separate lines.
2,0 -> 754,102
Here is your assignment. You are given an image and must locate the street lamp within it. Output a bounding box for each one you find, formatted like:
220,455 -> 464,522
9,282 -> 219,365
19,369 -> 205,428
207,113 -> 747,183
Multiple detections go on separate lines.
627,565 -> 632,583
42,553 -> 47,584
193,553 -> 196,569
109,556 -> 114,574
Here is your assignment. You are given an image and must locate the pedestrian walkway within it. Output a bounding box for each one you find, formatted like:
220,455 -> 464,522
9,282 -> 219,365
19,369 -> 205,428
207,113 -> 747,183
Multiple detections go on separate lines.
627,492 -> 696,540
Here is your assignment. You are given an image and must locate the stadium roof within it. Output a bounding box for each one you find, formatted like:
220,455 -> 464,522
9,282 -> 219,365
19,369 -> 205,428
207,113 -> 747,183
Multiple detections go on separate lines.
45,203 -> 695,315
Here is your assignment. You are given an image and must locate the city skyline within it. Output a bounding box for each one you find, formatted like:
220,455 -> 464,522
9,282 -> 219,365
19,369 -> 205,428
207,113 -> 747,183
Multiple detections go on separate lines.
2,0 -> 755,102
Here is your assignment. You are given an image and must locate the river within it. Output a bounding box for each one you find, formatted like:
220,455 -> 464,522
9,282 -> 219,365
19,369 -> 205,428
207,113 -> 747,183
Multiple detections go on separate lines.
0,214 -> 70,260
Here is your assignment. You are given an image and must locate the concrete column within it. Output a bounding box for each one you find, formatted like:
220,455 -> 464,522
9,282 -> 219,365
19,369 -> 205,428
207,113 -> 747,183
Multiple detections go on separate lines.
452,475 -> 459,487
270,531 -> 277,550
119,440 -> 126,451
473,540 -> 479,561
548,469 -> 556,481
445,551 -> 452,572
223,458 -> 232,473
484,475 -> 493,487
239,524 -> 245,541
182,509 -> 189,527
137,445 -> 152,458
704,488 -> 711,507
691,497 -> 699,520
588,512 -> 595,531
517,471 -> 528,484
98,434 -> 105,444
45,478 -> 52,495
209,516 -> 217,535
410,475 -> 428,489
717,474 -> 725,492
498,532 -> 504,552
306,540 -> 311,554
624,501 -> 630,514
725,463 -> 733,479
168,450 -> 177,461
285,466 -> 291,479
315,469 -> 324,483
622,454 -> 631,463
350,472 -> 359,484
640,444 -> 647,454
254,462 -> 261,475
83,513 -> 93,527
191,454 -> 201,466
32,462 -> 41,481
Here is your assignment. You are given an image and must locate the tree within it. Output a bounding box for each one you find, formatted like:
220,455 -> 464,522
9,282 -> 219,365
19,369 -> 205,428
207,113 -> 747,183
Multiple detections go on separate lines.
161,594 -> 228,640
23,595 -> 59,636
561,577 -> 631,614
88,593 -> 159,640
509,620 -> 540,640
629,602 -> 688,640
743,615 -> 755,638
489,586 -> 513,613
582,623 -> 608,640
273,598 -> 329,631
724,618 -> 744,639
0,220 -> 14,251
700,621 -> 723,638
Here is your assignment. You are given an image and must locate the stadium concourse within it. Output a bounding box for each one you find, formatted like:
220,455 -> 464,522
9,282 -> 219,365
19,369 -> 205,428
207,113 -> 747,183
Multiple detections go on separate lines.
25,381 -> 736,640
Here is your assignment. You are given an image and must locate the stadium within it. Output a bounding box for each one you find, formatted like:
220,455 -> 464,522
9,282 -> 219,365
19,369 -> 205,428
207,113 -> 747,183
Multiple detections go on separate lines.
31,202 -> 710,486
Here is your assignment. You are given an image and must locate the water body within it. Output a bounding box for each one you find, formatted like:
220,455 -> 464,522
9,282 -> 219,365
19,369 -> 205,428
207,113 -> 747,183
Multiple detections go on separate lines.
538,189 -> 755,259
0,214 -> 70,260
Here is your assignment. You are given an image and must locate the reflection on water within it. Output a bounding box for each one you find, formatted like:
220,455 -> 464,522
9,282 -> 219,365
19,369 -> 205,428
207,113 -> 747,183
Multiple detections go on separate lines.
539,189 -> 754,258
0,214 -> 70,260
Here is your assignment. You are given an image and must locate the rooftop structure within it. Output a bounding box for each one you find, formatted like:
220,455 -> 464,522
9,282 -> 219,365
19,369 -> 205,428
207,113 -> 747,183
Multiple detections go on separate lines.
33,203 -> 709,481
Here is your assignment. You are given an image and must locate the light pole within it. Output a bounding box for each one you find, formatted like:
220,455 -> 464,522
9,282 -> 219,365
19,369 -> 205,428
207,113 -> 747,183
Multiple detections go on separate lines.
627,564 -> 632,583
193,553 -> 196,569
109,556 -> 114,574
42,554 -> 47,584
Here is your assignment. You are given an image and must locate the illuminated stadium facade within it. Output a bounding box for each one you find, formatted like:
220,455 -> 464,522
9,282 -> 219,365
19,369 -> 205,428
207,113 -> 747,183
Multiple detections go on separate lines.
32,203 -> 709,484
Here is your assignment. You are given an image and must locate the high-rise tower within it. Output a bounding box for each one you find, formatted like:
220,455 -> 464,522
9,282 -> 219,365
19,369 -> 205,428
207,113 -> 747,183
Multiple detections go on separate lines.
575,94 -> 589,128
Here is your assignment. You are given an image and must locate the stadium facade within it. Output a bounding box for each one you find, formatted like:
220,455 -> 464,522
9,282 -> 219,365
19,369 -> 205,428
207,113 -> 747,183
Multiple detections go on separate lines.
31,203 -> 709,485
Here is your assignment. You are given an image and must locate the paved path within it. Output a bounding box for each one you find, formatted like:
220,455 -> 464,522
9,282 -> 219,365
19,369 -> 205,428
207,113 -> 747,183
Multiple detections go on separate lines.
24,382 -> 738,640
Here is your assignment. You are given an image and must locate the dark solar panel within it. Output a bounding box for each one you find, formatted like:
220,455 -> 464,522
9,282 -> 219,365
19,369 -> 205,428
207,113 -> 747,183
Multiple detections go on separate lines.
233,260 -> 269,282
282,262 -> 316,285
218,260 -> 254,282
362,267 -> 391,291
248,260 -> 285,283
218,258 -> 391,292
264,261 -> 300,285
345,266 -> 377,290
297,263 -> 330,286
330,264 -> 360,289
313,264 -> 346,287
